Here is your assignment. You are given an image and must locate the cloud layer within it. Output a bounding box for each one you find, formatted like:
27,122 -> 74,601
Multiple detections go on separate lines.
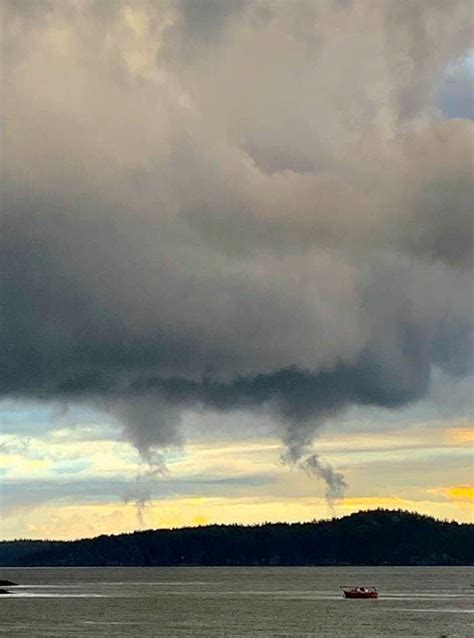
1,1 -> 473,473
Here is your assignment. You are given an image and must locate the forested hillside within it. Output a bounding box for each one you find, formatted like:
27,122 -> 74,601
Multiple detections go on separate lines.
1,510 -> 472,567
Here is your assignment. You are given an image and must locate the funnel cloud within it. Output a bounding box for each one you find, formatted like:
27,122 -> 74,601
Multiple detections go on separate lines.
1,1 -> 473,500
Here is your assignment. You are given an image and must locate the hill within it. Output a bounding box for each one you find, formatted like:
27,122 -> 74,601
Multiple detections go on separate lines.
0,509 -> 472,567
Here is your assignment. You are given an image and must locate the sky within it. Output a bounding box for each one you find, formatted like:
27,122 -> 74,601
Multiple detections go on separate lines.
1,0 -> 473,541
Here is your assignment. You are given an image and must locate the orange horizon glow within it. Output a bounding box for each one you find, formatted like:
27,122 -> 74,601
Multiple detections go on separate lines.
3,496 -> 473,542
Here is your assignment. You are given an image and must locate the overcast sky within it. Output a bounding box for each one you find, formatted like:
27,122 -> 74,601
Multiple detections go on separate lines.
1,0 -> 473,540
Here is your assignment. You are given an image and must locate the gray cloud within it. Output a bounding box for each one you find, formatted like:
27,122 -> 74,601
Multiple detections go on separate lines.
1,1 -> 473,498
439,63 -> 474,120
300,454 -> 347,506
1,474 -> 276,514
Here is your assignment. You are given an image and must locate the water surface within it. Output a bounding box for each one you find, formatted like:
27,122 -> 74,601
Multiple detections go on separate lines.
0,566 -> 472,636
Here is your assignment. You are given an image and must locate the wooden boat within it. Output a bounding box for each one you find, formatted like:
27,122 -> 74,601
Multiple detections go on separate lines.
341,586 -> 378,599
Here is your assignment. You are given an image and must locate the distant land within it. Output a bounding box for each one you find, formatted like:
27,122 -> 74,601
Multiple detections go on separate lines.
1,510 -> 472,567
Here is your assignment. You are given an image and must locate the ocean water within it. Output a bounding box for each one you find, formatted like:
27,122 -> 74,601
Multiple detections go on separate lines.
0,566 -> 472,637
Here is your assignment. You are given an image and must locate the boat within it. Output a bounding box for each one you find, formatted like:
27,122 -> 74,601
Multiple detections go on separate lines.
341,586 -> 378,599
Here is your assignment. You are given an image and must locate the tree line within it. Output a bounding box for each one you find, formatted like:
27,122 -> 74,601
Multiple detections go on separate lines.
0,509 -> 472,567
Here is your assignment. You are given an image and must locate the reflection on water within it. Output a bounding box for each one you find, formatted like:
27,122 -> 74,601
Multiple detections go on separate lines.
0,566 -> 472,637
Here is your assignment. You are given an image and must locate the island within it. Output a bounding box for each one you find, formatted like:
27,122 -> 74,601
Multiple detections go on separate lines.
0,509 -> 472,567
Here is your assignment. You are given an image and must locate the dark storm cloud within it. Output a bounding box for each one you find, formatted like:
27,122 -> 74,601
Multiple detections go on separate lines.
1,1 -> 473,497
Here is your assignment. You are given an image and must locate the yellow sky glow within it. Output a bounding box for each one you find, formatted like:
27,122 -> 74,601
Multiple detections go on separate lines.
3,492 -> 473,541
436,485 -> 474,501
2,418 -> 472,540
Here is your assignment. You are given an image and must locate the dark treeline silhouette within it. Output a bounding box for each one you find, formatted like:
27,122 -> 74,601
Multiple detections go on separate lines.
1,510 -> 472,567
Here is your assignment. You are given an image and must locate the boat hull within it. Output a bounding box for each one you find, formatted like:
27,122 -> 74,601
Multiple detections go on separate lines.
343,591 -> 378,599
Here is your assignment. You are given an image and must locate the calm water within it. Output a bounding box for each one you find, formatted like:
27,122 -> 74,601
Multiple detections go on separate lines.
0,567 -> 472,637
